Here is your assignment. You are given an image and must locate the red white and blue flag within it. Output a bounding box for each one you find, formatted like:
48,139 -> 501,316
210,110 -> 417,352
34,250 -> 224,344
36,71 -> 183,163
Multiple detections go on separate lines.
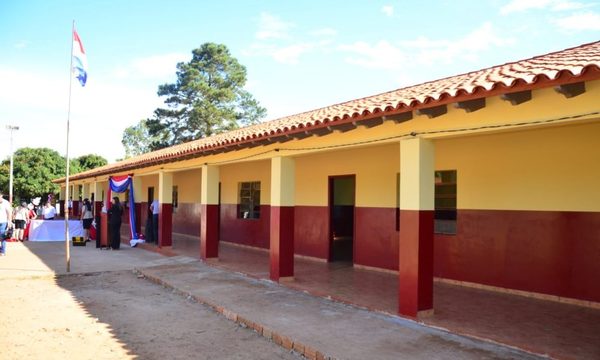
72,29 -> 88,87
108,175 -> 139,240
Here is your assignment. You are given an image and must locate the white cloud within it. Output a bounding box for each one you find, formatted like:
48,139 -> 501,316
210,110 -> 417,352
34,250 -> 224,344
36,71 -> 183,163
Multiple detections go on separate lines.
382,5 -> 394,17
271,43 -> 314,64
255,12 -> 293,40
310,28 -> 338,37
554,11 -> 600,30
339,40 -> 407,70
113,53 -> 188,80
246,13 -> 333,64
14,41 -> 29,49
500,0 -> 590,15
244,43 -> 314,65
0,65 -> 162,162
339,22 -> 514,69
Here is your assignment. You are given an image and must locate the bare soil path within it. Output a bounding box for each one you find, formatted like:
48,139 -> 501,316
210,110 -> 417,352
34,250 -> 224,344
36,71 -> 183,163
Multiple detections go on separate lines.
1,268 -> 299,359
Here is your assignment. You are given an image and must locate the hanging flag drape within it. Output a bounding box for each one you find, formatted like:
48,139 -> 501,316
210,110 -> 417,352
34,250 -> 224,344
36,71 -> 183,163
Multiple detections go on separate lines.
72,29 -> 88,87
108,175 -> 138,240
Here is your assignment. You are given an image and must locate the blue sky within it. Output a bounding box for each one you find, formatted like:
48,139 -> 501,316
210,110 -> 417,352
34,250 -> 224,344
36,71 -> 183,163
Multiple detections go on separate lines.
1,0 -> 599,162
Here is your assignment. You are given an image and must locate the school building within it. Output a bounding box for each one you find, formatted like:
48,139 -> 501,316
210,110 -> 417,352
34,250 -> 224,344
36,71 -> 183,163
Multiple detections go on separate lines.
56,41 -> 600,318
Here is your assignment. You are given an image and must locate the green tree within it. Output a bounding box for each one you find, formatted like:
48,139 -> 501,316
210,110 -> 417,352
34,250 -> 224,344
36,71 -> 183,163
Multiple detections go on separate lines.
0,147 -> 78,203
123,43 -> 267,153
73,154 -> 108,173
121,119 -> 165,158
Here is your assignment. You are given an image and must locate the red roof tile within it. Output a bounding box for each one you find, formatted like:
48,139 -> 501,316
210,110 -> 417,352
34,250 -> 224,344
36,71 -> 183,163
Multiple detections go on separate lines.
61,41 -> 600,182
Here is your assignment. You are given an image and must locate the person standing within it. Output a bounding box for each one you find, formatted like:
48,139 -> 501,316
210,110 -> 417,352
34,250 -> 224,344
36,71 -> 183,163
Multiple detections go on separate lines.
0,193 -> 13,256
67,197 -> 73,217
23,203 -> 37,240
149,198 -> 159,244
13,202 -> 30,242
107,197 -> 123,250
42,202 -> 56,220
80,198 -> 94,241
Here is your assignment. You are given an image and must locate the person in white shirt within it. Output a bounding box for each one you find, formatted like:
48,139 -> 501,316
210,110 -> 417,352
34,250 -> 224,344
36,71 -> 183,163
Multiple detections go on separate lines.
13,202 -> 30,241
42,202 -> 57,220
149,199 -> 159,243
80,198 -> 94,241
0,193 -> 13,256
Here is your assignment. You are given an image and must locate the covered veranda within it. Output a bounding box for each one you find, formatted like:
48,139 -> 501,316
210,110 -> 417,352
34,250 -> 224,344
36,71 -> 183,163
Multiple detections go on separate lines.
172,242 -> 600,360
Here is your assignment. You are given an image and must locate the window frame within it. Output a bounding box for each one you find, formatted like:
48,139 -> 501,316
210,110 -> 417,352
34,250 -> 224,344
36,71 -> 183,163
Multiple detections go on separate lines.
434,170 -> 457,235
238,181 -> 261,220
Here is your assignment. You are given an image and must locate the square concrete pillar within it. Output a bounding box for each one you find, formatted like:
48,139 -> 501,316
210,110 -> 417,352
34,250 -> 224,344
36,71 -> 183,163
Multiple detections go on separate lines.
90,181 -> 103,216
81,183 -> 90,200
59,185 -> 66,217
270,156 -> 295,281
132,176 -> 142,235
399,137 -> 435,318
200,165 -> 220,260
158,172 -> 173,247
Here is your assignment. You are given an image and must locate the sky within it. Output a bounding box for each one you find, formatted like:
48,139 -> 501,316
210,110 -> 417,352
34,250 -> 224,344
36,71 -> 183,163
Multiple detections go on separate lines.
1,0 -> 599,163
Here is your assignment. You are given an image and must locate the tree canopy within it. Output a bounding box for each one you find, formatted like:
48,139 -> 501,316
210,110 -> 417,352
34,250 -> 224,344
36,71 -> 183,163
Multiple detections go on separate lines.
73,154 -> 108,173
0,148 -> 108,204
121,119 -> 163,158
122,43 -> 266,155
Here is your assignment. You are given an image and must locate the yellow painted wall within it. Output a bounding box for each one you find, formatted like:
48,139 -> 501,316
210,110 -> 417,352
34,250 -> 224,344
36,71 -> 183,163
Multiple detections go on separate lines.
435,121 -> 600,211
63,80 -> 600,214
295,143 -> 399,207
173,169 -> 202,203
140,175 -> 158,202
220,160 -> 271,204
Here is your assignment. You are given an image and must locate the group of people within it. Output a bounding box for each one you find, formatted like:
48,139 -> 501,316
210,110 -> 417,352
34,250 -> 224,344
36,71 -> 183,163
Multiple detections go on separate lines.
0,192 -> 41,256
0,192 -> 138,255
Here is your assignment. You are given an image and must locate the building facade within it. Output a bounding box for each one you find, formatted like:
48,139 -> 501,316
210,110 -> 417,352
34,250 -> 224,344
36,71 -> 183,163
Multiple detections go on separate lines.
56,42 -> 600,317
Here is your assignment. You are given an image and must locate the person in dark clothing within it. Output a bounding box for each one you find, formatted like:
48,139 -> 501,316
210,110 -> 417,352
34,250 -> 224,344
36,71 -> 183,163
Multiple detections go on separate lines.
107,197 -> 123,250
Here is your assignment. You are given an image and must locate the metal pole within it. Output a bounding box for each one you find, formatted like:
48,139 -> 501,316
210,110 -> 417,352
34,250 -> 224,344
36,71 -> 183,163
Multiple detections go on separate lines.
6,125 -> 19,204
65,20 -> 75,273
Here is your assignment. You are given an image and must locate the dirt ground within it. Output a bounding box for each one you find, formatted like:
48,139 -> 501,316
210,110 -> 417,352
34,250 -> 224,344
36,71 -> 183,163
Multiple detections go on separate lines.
0,270 -> 300,360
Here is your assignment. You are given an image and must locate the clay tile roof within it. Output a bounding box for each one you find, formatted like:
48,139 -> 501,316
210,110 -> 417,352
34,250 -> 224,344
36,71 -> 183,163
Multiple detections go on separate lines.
61,41 -> 600,182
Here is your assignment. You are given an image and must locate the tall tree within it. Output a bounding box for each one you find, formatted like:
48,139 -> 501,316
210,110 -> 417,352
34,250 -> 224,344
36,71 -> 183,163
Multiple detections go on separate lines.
73,154 -> 108,173
122,43 -> 266,153
121,119 -> 165,158
0,148 -> 77,203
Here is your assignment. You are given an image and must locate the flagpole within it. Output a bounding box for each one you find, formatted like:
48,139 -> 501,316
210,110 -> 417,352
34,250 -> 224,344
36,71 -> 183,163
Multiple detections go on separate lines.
65,20 -> 75,273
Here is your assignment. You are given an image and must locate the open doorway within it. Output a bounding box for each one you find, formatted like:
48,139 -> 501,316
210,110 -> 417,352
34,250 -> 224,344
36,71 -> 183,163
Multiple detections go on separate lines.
146,187 -> 156,244
328,175 -> 355,263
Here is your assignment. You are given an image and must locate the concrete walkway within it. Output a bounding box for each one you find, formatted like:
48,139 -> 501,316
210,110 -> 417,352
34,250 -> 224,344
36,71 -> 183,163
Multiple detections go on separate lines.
0,242 -> 545,359
137,261 -> 543,360
0,241 -> 189,280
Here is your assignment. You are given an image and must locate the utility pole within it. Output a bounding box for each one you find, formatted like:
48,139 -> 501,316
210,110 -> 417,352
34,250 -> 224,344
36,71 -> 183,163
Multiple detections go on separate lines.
6,125 -> 19,204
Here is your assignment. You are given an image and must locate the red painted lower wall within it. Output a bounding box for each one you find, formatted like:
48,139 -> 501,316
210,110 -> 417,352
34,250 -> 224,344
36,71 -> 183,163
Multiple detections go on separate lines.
354,207 -> 399,270
220,204 -> 270,249
294,206 -> 329,259
197,201 -> 600,303
434,210 -> 600,303
72,200 -> 80,217
140,202 -> 149,229
399,209 -> 434,316
201,204 -> 219,259
159,203 -> 173,247
173,202 -> 202,236
270,206 -> 295,280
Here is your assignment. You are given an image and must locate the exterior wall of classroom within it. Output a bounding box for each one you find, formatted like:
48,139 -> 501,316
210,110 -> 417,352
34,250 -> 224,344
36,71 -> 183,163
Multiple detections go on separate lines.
211,120 -> 600,302
219,160 -> 272,248
69,80 -> 600,302
434,121 -> 600,303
